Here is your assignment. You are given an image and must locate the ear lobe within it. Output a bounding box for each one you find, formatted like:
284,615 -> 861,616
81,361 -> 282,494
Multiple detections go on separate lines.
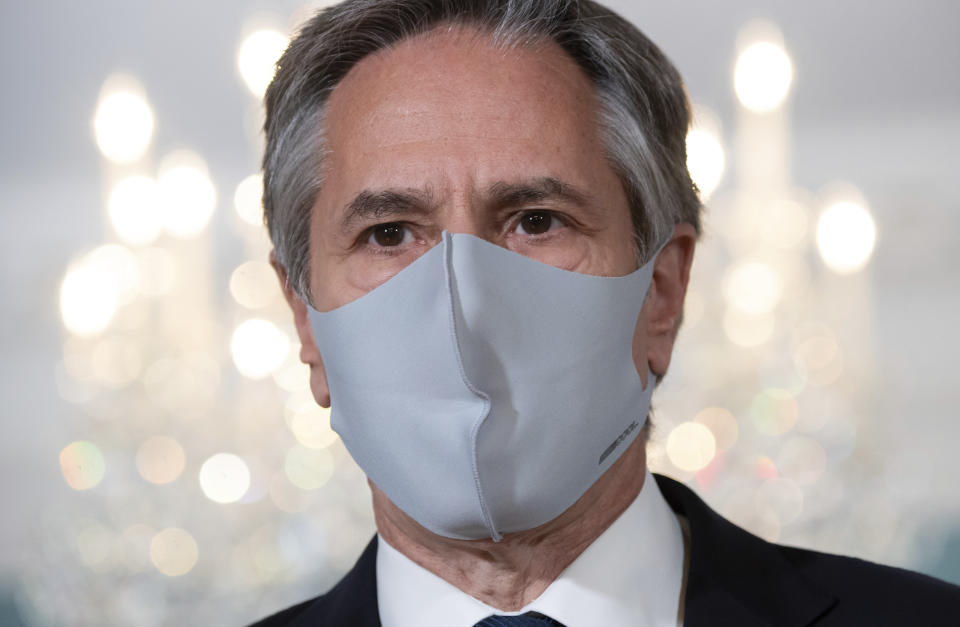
643,224 -> 697,377
270,251 -> 331,408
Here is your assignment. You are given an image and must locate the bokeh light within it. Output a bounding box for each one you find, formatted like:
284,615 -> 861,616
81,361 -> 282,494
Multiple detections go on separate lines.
284,445 -> 335,490
150,528 -> 199,577
761,199 -> 809,249
62,338 -> 96,383
136,436 -> 186,485
694,448 -> 725,490
237,457 -> 270,505
93,77 -> 155,164
666,422 -> 717,472
269,473 -> 311,513
753,455 -> 779,480
816,200 -> 877,274
233,524 -> 287,585
682,288 -> 705,329
755,477 -> 804,525
238,30 -> 289,97
286,394 -> 339,449
60,260 -> 119,337
694,406 -> 739,450
686,106 -> 726,202
777,435 -> 827,486
108,176 -> 164,246
230,261 -> 279,309
723,308 -> 775,348
86,244 -> 141,305
60,441 -> 106,490
135,246 -> 177,296
273,359 -> 311,392
723,260 -> 783,315
751,388 -> 799,436
199,453 -> 251,504
158,151 -> 217,238
142,352 -> 221,413
793,334 -> 844,386
734,40 -> 793,113
76,521 -> 115,572
231,319 -> 290,379
91,336 -> 142,387
234,174 -> 264,226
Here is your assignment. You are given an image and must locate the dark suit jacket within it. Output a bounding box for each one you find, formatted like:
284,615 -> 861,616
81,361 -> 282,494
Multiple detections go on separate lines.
251,474 -> 960,626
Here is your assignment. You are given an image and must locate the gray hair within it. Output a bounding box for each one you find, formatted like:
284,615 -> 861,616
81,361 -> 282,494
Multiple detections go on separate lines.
263,0 -> 702,303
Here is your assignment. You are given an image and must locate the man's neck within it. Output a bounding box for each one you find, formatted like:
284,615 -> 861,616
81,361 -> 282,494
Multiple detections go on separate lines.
372,436 -> 648,611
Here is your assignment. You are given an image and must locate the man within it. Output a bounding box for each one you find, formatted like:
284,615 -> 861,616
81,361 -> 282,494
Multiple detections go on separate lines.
252,1 -> 960,625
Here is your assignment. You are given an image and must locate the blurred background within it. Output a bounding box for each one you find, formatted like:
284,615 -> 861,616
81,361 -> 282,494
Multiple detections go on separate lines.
1,0 -> 958,625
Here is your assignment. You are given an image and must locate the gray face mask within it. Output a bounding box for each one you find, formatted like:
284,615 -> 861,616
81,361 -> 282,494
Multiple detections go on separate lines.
308,232 -> 658,541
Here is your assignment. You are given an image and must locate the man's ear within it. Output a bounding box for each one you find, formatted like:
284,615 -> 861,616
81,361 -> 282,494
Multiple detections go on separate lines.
638,223 -> 697,381
270,250 -> 331,408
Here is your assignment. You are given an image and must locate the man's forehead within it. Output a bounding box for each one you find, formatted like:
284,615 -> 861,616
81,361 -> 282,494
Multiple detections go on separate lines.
311,24 -> 624,237
323,26 -> 599,147
337,25 -> 585,88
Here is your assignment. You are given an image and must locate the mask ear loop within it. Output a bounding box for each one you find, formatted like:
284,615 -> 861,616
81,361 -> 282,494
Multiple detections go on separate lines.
440,232 -> 502,542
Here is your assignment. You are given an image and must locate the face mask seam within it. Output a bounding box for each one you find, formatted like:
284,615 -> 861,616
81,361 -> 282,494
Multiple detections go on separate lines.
441,232 -> 502,542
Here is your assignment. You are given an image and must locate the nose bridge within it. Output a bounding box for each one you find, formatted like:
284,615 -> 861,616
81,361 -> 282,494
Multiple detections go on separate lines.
438,185 -> 490,241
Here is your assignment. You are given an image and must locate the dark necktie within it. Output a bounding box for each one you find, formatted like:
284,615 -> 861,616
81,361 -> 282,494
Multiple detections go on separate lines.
473,611 -> 567,626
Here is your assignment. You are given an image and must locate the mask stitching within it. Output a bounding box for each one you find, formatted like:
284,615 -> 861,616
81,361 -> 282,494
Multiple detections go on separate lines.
440,232 -> 502,542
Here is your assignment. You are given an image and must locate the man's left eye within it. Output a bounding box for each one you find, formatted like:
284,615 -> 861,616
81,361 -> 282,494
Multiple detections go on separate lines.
369,222 -> 410,247
515,211 -> 558,235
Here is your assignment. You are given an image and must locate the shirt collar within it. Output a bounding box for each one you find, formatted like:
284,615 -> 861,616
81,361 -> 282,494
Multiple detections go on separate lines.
376,468 -> 685,627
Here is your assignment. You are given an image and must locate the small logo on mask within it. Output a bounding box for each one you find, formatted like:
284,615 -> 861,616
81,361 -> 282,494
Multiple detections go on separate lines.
599,419 -> 640,465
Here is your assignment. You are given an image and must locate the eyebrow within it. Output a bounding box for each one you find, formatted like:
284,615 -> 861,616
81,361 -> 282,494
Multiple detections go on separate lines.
338,176 -> 597,234
485,177 -> 594,211
339,188 -> 436,234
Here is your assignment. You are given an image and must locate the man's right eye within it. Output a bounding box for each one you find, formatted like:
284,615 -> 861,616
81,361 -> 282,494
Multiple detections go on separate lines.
369,222 -> 409,247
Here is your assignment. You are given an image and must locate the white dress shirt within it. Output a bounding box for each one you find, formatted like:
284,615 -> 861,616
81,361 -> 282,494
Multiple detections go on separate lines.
377,468 -> 685,627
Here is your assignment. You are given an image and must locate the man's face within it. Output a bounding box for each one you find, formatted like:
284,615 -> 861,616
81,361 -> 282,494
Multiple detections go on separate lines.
281,26 -> 694,408
308,28 -> 639,311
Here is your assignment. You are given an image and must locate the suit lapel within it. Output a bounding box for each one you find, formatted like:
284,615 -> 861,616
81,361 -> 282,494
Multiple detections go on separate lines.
291,535 -> 382,627
654,474 -> 837,627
